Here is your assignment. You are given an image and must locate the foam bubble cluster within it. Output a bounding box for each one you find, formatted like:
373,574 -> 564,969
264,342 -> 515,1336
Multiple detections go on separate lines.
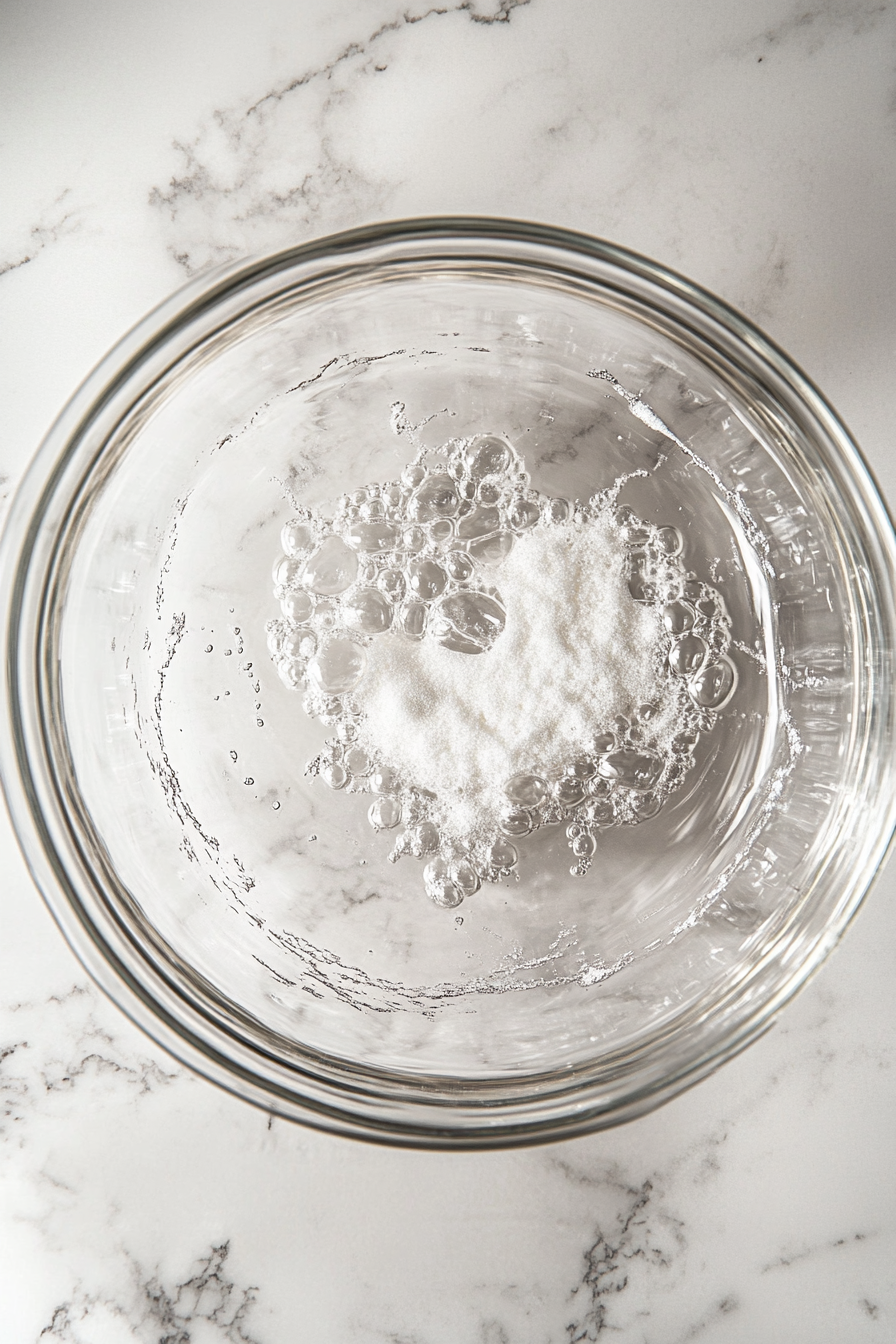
266,434 -> 738,907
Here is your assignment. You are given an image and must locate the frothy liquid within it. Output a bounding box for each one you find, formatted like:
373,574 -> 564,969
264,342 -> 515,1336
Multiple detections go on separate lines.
266,434 -> 737,907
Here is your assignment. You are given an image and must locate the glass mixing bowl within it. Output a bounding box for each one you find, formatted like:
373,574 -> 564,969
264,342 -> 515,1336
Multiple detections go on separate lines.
2,218 -> 895,1147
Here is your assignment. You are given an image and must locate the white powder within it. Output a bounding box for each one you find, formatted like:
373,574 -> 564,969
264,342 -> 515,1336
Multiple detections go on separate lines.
356,516 -> 666,842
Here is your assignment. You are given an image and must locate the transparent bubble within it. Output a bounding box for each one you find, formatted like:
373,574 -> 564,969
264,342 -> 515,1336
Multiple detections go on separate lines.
477,481 -> 501,505
425,857 -> 463,909
408,559 -> 448,601
508,498 -> 540,531
689,657 -> 737,708
351,488 -> 369,506
597,749 -> 662,792
593,732 -> 616,754
282,590 -> 314,625
636,702 -> 658,722
344,745 -> 372,776
499,807 -> 533,837
336,718 -> 357,743
321,761 -> 348,790
401,463 -> 427,488
504,773 -> 548,807
545,497 -> 570,525
451,858 -> 481,897
383,483 -> 402,508
427,518 -> 455,547
266,621 -> 286,656
378,568 -> 406,602
467,436 -> 511,480
280,629 -> 308,661
456,506 -> 501,542
631,792 -> 663,821
402,525 -> 426,553
657,525 -> 683,556
343,587 -> 394,635
663,601 -> 695,635
360,498 -> 385,521
277,658 -> 302,689
398,599 -> 427,640
409,473 -> 459,521
281,519 -> 316,556
368,795 -> 402,830
488,838 -> 518,871
357,560 -> 378,584
669,634 -> 708,676
301,536 -> 359,595
444,551 -> 474,583
468,532 -> 514,566
273,555 -> 302,589
431,589 -> 506,654
555,776 -> 586,808
571,832 -> 596,859
347,520 -> 401,553
313,600 -> 339,630
412,821 -> 440,855
307,638 -> 367,695
570,756 -> 597,780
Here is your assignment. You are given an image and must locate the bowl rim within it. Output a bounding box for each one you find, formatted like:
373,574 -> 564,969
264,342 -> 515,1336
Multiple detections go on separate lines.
3,214 -> 896,1148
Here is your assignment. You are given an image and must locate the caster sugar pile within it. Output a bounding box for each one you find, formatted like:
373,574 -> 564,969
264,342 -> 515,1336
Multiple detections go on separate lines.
266,432 -> 737,908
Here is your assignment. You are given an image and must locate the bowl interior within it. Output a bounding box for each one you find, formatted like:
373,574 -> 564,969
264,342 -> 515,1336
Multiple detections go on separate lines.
9,225 -> 895,1139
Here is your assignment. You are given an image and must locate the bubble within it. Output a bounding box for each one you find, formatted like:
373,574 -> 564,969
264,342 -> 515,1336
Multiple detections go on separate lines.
571,832 -> 596,859
570,756 -> 597,779
273,556 -> 302,589
402,525 -> 426,553
508,498 -> 540,531
321,761 -> 348,789
282,590 -> 314,625
669,634 -> 708,676
431,589 -> 506,654
368,795 -> 402,830
499,807 -> 533,837
307,638 -> 367,695
344,746 -> 372,776
427,518 -> 455,547
456,506 -> 501,542
409,473 -> 459,521
468,533 -> 514,566
347,520 -> 401,553
277,658 -> 302,688
505,773 -> 548,807
265,623 -> 285,656
597,749 -> 662,792
360,498 -> 385,521
378,569 -> 406,602
301,536 -> 358,595
545,497 -> 570,525
477,481 -> 501,505
336,718 -> 357,743
689,657 -> 737,708
631,792 -> 663,821
425,857 -> 464,908
593,732 -> 616,754
451,858 -> 481,897
657,525 -> 683,556
554,776 -> 586,808
397,599 -> 427,639
488,838 -> 518,872
313,600 -> 339,630
343,588 -> 394,635
467,435 -> 511,480
444,550 -> 474,582
401,463 -> 427,489
280,629 -> 308,661
408,559 -> 448,601
412,821 -> 440,855
663,601 -> 695,635
281,519 -> 316,556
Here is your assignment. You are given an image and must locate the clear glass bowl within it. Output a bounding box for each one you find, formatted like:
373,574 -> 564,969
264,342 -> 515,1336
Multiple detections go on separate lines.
2,218 -> 895,1147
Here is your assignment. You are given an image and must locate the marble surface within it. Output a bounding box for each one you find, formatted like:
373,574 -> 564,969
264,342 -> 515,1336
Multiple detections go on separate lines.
2,0 -> 896,1338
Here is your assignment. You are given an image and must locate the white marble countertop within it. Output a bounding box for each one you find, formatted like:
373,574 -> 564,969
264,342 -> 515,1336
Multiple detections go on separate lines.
2,2 -> 895,1339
